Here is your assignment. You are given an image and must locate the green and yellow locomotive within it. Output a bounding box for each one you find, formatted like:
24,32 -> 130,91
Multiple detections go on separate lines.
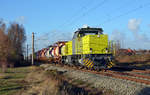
61,26 -> 114,70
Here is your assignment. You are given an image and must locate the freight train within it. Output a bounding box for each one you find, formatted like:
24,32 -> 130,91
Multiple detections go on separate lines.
35,26 -> 114,70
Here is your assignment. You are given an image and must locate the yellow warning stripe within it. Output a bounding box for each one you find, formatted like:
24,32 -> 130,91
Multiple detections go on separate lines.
109,62 -> 114,66
109,62 -> 113,65
107,66 -> 111,68
90,64 -> 94,68
86,59 -> 90,63
108,65 -> 113,68
82,59 -> 86,63
82,58 -> 94,68
107,65 -> 112,67
86,60 -> 91,66
84,59 -> 89,65
83,62 -> 86,65
87,61 -> 93,68
107,62 -> 114,68
111,62 -> 115,66
82,58 -> 86,65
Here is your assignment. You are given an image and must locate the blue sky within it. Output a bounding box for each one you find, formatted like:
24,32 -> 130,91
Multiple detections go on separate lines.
0,0 -> 150,52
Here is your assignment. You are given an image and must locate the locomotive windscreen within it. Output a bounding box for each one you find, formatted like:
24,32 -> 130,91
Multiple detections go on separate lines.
79,31 -> 102,37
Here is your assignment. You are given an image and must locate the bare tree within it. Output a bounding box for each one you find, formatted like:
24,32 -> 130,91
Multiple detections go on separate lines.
7,23 -> 26,66
0,20 -> 9,72
0,20 -> 26,72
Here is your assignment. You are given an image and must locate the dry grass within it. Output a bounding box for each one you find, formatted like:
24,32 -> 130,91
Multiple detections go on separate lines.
17,67 -> 61,95
116,54 -> 150,63
115,54 -> 150,68
0,67 -> 31,95
0,65 -> 114,95
18,66 -> 114,95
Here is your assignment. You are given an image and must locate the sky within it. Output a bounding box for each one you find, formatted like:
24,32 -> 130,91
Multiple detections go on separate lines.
0,0 -> 150,52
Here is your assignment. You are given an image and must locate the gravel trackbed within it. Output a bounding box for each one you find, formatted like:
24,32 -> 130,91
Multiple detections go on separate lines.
41,64 -> 150,95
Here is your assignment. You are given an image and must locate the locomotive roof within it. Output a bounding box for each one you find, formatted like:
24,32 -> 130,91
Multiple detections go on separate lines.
75,27 -> 103,33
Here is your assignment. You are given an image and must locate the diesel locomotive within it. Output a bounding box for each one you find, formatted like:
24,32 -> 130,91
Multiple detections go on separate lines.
36,26 -> 114,70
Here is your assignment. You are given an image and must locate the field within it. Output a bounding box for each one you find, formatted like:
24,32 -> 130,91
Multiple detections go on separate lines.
0,65 -> 114,95
0,56 -> 150,95
0,67 -> 31,95
115,54 -> 150,69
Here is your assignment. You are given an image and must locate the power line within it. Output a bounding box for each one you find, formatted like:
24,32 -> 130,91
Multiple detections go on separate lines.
59,0 -> 94,28
32,0 -> 150,51
35,0 -> 93,40
102,0 -> 137,21
35,32 -> 50,40
32,0 -> 109,51
65,0 -> 109,27
100,2 -> 150,25
35,38 -> 48,41
36,0 -> 108,41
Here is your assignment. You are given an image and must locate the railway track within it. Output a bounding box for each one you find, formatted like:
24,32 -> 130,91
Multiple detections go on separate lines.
106,70 -> 150,80
52,64 -> 150,86
97,71 -> 150,85
132,69 -> 150,74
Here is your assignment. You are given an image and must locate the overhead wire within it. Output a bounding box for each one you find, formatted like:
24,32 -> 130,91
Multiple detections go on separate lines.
64,0 -> 109,27
33,0 -> 150,51
33,0 -> 128,51
59,0 -> 94,28
35,0 -> 107,41
100,1 -> 150,25
35,0 -> 93,40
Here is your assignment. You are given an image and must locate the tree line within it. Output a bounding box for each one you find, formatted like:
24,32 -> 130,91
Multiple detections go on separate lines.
0,19 -> 26,71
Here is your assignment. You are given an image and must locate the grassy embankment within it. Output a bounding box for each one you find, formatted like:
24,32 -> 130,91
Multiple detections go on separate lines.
0,66 -> 114,95
0,67 -> 31,95
115,54 -> 150,69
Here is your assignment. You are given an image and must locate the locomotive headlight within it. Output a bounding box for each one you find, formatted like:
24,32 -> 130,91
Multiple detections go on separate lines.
90,48 -> 93,53
66,59 -> 68,63
105,48 -> 108,53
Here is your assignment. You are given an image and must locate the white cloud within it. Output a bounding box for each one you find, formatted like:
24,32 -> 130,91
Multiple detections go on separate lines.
0,18 -> 9,24
128,18 -> 141,32
111,30 -> 126,48
15,16 -> 25,24
111,19 -> 150,49
111,30 -> 125,41
127,18 -> 150,49
3,20 -> 9,24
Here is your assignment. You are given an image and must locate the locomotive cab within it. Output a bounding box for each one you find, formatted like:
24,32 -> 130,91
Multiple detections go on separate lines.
64,26 -> 114,70
73,26 -> 103,39
62,26 -> 114,70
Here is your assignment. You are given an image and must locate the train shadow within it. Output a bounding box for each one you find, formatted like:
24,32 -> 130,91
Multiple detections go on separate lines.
137,87 -> 150,95
110,61 -> 150,72
110,66 -> 133,72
